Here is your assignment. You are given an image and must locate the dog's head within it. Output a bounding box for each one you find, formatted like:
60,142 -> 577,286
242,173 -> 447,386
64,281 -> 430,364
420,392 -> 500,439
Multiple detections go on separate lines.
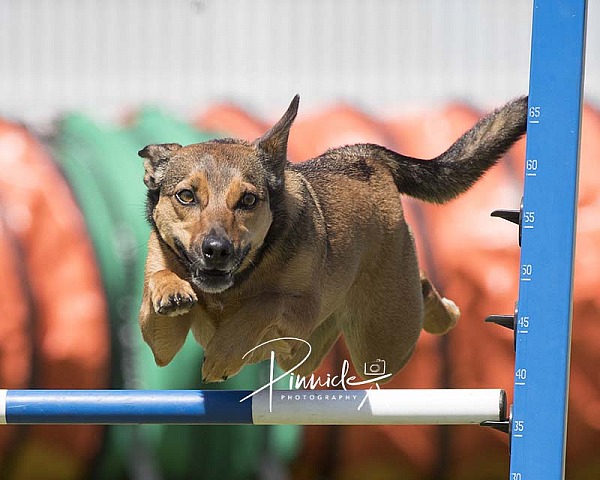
139,95 -> 299,294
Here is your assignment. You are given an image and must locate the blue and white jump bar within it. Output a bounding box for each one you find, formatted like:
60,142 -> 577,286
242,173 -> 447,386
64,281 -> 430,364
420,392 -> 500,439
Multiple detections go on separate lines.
0,389 -> 505,425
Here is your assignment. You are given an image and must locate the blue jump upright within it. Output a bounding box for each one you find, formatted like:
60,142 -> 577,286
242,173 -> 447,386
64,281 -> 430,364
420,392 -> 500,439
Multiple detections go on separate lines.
510,0 -> 587,478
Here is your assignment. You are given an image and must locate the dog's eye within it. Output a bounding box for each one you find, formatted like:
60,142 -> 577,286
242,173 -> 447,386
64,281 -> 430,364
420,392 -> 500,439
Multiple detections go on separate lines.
175,189 -> 196,205
240,192 -> 257,209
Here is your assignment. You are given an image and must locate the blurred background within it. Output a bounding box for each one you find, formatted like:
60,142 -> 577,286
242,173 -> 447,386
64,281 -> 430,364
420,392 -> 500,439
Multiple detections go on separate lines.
1,1 -> 599,479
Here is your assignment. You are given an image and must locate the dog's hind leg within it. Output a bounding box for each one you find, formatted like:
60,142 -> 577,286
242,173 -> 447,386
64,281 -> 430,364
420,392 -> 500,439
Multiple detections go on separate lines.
341,240 -> 424,382
420,272 -> 460,335
276,314 -> 342,377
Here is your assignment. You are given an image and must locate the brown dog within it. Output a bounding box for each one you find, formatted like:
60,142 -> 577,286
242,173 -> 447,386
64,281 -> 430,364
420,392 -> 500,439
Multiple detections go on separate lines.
138,95 -> 527,383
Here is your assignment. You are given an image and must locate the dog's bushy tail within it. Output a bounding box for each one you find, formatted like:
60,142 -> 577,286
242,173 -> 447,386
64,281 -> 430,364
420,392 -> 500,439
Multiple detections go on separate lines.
375,95 -> 528,203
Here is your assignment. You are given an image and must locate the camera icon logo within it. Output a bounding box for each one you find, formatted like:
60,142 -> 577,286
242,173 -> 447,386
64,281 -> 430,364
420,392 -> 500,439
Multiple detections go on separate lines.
364,359 -> 386,376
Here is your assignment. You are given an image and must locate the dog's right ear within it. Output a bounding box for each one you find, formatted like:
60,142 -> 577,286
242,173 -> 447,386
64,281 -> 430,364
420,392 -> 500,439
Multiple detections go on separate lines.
138,143 -> 182,190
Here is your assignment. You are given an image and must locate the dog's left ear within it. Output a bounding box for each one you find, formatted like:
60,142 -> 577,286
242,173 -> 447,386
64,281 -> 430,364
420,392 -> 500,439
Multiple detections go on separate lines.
138,143 -> 182,190
254,95 -> 299,187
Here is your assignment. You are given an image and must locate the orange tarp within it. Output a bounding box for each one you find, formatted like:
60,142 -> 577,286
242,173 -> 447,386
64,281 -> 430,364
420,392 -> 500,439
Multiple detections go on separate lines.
0,122 -> 110,478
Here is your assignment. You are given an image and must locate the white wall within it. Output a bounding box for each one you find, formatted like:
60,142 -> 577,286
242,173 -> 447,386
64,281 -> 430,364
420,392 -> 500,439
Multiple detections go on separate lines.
0,0 -> 597,124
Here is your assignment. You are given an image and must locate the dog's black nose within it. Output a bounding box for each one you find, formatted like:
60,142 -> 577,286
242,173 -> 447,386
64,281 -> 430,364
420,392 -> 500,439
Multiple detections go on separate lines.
201,235 -> 233,267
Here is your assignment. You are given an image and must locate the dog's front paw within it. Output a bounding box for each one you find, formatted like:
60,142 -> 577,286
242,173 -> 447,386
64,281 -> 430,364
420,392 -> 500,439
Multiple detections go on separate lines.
149,274 -> 197,316
155,292 -> 197,316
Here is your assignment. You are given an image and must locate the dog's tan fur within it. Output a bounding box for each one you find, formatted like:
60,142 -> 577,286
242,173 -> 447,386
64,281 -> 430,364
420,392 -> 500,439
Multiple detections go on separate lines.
138,95 -> 527,383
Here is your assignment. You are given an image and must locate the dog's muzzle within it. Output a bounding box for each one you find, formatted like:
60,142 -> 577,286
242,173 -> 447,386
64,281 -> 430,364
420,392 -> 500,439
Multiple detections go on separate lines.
181,235 -> 250,294
200,234 -> 234,270
192,268 -> 234,294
